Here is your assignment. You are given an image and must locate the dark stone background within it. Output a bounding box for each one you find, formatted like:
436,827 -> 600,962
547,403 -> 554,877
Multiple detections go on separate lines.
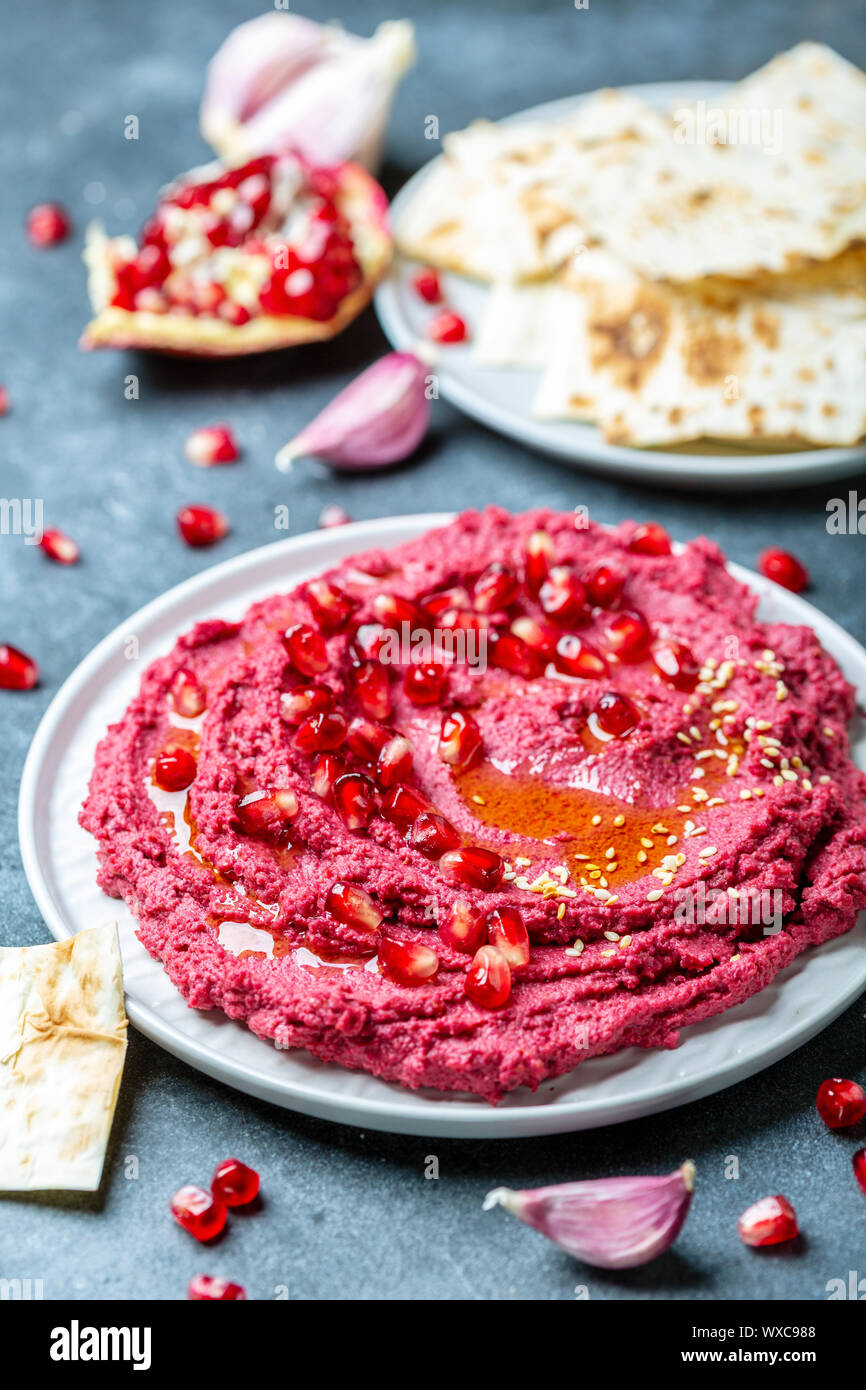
1,0 -> 864,1300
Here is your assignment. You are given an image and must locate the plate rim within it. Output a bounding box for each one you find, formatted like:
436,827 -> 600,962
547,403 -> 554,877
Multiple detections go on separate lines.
17,513 -> 866,1137
374,78 -> 866,489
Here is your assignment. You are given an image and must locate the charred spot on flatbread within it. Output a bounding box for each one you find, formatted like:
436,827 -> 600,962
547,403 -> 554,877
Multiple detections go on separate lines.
588,287 -> 670,391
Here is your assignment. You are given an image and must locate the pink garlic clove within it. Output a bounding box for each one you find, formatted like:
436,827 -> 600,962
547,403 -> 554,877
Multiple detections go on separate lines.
201,16 -> 416,173
484,1161 -> 695,1269
275,352 -> 431,473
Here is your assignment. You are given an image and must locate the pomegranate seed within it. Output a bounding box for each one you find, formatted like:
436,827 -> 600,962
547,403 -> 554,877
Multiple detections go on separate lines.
652,640 -> 699,692
377,735 -> 413,788
325,881 -> 383,932
212,1157 -> 259,1207
377,934 -> 439,985
759,547 -> 809,593
737,1195 -> 798,1247
380,782 -> 430,826
428,309 -> 468,344
585,562 -> 625,607
218,300 -> 251,326
184,424 -> 239,466
333,771 -> 376,830
472,562 -> 519,614
188,1275 -> 246,1301
282,622 -> 328,676
408,811 -> 461,859
816,1077 -> 866,1129
594,690 -> 639,737
306,578 -> 355,633
39,527 -> 79,564
294,709 -> 346,754
177,504 -> 228,548
170,667 -> 206,718
439,846 -> 503,891
404,662 -> 448,705
373,592 -> 426,629
491,632 -> 544,679
653,636 -> 700,692
233,787 -> 298,843
318,504 -> 352,529
26,202 -> 71,247
411,266 -> 442,303
346,716 -> 390,761
465,945 -> 511,1009
280,683 -> 334,725
153,745 -> 196,791
553,633 -> 607,679
524,529 -> 555,596
351,661 -> 392,720
539,566 -> 587,624
0,386 -> 9,416
349,621 -> 390,664
421,585 -> 471,618
439,900 -> 486,955
629,522 -> 672,556
311,752 -> 346,799
605,610 -> 651,662
170,1184 -> 227,1242
853,1149 -> 866,1195
486,905 -> 530,969
438,709 -> 483,772
510,616 -> 559,657
0,644 -> 39,690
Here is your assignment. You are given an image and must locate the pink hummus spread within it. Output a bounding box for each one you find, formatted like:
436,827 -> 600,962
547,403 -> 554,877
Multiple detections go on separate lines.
80,508 -> 866,1101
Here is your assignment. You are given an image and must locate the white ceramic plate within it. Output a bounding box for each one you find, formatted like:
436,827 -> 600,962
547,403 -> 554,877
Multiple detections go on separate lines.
18,515 -> 866,1137
375,81 -> 866,491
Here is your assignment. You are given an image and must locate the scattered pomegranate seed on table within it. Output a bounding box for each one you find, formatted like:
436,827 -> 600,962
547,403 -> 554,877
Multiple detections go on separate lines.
411,266 -> 442,303
152,746 -> 197,792
427,309 -> 468,344
759,547 -> 809,593
170,1184 -> 227,1242
39,527 -> 80,564
0,386 -> 9,415
188,1275 -> 246,1301
318,504 -> 352,529
177,504 -> 229,548
816,1077 -> 866,1129
26,202 -> 71,247
736,1194 -> 799,1247
0,644 -> 39,690
184,424 -> 240,466
212,1158 -> 260,1207
853,1149 -> 866,1196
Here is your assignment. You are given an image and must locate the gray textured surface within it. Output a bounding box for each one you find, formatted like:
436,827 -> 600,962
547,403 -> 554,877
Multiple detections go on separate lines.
2,0 -> 866,1302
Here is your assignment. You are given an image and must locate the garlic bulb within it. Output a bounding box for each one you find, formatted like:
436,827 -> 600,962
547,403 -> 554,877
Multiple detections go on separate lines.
201,14 -> 416,173
484,1162 -> 695,1269
275,352 -> 431,473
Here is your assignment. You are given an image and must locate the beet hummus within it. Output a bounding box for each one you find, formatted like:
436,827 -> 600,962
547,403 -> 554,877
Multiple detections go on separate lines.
80,508 -> 866,1102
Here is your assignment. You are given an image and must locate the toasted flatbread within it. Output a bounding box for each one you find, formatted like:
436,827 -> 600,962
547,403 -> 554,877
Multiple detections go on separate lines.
0,926 -> 128,1191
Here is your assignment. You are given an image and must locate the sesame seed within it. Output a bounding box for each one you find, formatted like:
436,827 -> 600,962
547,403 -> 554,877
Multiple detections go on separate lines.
637,850 -> 648,863
613,814 -> 625,828
566,938 -> 584,956
604,930 -> 620,942
557,902 -> 566,920
605,847 -> 616,860
640,837 -> 654,849
740,789 -> 752,799
472,794 -> 486,805
698,846 -> 717,858
592,814 -> 602,826
619,935 -> 632,949
647,889 -> 664,902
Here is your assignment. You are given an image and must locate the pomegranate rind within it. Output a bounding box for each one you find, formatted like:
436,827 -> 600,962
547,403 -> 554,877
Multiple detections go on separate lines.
80,161 -> 391,357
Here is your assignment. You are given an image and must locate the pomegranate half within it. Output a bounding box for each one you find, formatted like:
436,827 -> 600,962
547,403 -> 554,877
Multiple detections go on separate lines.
81,152 -> 391,356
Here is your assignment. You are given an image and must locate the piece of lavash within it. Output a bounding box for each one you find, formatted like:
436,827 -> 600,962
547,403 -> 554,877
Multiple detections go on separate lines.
0,925 -> 127,1191
395,42 -> 866,447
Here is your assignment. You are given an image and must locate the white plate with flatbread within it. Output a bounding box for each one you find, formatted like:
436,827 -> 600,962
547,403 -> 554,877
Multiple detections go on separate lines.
376,72 -> 866,489
17,516 -> 866,1137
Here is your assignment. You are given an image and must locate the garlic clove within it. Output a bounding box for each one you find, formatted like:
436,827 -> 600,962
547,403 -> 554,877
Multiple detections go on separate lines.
484,1161 -> 695,1269
275,352 -> 430,473
201,17 -> 416,173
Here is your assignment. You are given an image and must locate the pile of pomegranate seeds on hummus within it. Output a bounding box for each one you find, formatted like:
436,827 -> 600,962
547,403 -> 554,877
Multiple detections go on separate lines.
80,508 -> 866,1101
